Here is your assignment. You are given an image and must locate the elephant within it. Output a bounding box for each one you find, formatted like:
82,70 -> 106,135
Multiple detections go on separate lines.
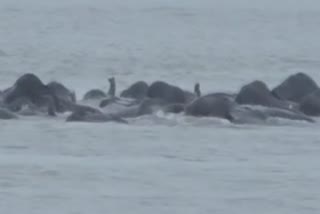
299,89 -> 320,116
235,80 -> 298,111
272,72 -> 319,103
3,73 -> 58,116
147,81 -> 188,104
120,81 -> 149,100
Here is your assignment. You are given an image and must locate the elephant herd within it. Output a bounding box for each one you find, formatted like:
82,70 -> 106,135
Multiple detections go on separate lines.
0,72 -> 320,125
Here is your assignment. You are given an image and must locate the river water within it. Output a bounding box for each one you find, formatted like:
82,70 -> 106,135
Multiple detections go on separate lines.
0,0 -> 320,213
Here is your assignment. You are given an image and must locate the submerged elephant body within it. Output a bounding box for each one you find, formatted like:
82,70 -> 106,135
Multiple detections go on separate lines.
66,104 -> 127,124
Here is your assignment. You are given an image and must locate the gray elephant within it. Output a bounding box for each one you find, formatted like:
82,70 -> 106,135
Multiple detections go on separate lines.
120,81 -> 149,100
147,81 -> 188,104
272,72 -> 319,103
299,89 -> 320,116
235,80 -> 298,111
47,81 -> 76,112
3,73 -> 58,116
185,93 -> 234,120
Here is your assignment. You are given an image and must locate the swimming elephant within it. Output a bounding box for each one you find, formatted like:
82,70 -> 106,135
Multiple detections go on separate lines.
185,91 -> 313,123
185,93 -> 234,120
3,73 -> 58,116
47,81 -> 76,112
66,104 -> 127,123
299,89 -> 320,116
4,73 -> 49,102
120,81 -> 149,100
83,77 -> 115,100
272,72 -> 319,103
147,81 -> 187,104
235,80 -> 297,110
